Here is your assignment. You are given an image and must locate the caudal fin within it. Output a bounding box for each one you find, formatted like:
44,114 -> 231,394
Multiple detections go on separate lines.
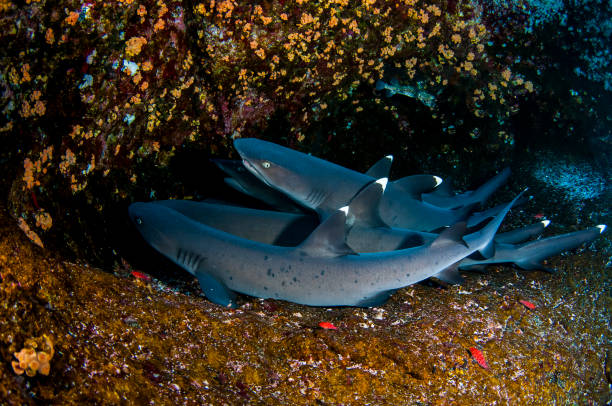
469,167 -> 511,207
467,194 -> 530,228
512,225 -> 606,271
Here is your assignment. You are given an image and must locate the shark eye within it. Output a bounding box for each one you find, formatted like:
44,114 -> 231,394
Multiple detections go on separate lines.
135,216 -> 143,225
262,161 -> 271,169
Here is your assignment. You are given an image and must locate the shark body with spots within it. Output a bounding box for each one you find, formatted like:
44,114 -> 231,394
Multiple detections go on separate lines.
155,199 -> 604,273
129,182 -> 523,307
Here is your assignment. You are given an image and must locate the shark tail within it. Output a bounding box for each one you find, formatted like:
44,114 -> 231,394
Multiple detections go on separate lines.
467,194 -> 530,228
511,225 -> 606,272
469,167 -> 511,207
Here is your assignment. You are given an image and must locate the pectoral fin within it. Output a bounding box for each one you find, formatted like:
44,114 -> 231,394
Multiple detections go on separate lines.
196,271 -> 237,308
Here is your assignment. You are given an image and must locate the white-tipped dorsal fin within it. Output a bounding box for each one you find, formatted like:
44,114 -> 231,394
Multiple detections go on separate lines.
345,179 -> 388,228
434,176 -> 443,187
376,177 -> 388,191
597,224 -> 607,233
365,156 -> 394,178
340,206 -> 349,215
392,175 -> 443,198
541,220 -> 551,227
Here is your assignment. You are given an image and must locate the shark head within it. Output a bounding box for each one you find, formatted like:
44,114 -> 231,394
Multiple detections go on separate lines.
234,138 -> 321,208
129,202 -> 179,257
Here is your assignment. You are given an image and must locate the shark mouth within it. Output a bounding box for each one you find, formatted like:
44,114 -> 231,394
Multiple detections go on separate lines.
242,158 -> 274,188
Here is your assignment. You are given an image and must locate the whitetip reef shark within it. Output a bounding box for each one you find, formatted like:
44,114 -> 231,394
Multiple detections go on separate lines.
153,175 -> 537,259
458,225 -> 607,272
233,138 -> 510,231
213,154 -> 396,212
420,167 -> 511,209
155,198 -> 605,274
215,156 -> 509,214
129,181 -> 523,307
213,159 -> 307,213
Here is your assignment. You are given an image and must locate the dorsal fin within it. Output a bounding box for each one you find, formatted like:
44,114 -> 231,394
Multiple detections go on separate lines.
392,175 -> 443,199
430,222 -> 468,249
296,207 -> 357,257
428,178 -> 453,196
346,178 -> 389,228
365,155 -> 393,178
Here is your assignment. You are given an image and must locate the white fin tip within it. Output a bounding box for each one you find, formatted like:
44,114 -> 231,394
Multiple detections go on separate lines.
434,176 -> 443,187
541,220 -> 551,227
340,206 -> 349,215
376,177 -> 388,191
385,155 -> 393,161
596,224 -> 606,233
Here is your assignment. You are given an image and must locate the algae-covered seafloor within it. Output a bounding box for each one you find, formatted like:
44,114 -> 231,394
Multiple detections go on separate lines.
0,181 -> 610,404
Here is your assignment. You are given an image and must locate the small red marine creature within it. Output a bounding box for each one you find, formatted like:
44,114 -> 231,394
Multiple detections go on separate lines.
318,322 -> 338,330
131,271 -> 152,282
469,347 -> 489,369
519,299 -> 536,310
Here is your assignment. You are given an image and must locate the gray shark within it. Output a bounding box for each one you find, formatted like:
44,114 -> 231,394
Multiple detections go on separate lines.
213,159 -> 307,213
217,155 -> 509,214
153,200 -> 547,249
155,199 -> 319,246
234,138 -> 505,231
214,155 -> 395,212
420,167 -> 512,209
459,225 -> 607,272
156,197 -> 601,275
129,184 -> 522,307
